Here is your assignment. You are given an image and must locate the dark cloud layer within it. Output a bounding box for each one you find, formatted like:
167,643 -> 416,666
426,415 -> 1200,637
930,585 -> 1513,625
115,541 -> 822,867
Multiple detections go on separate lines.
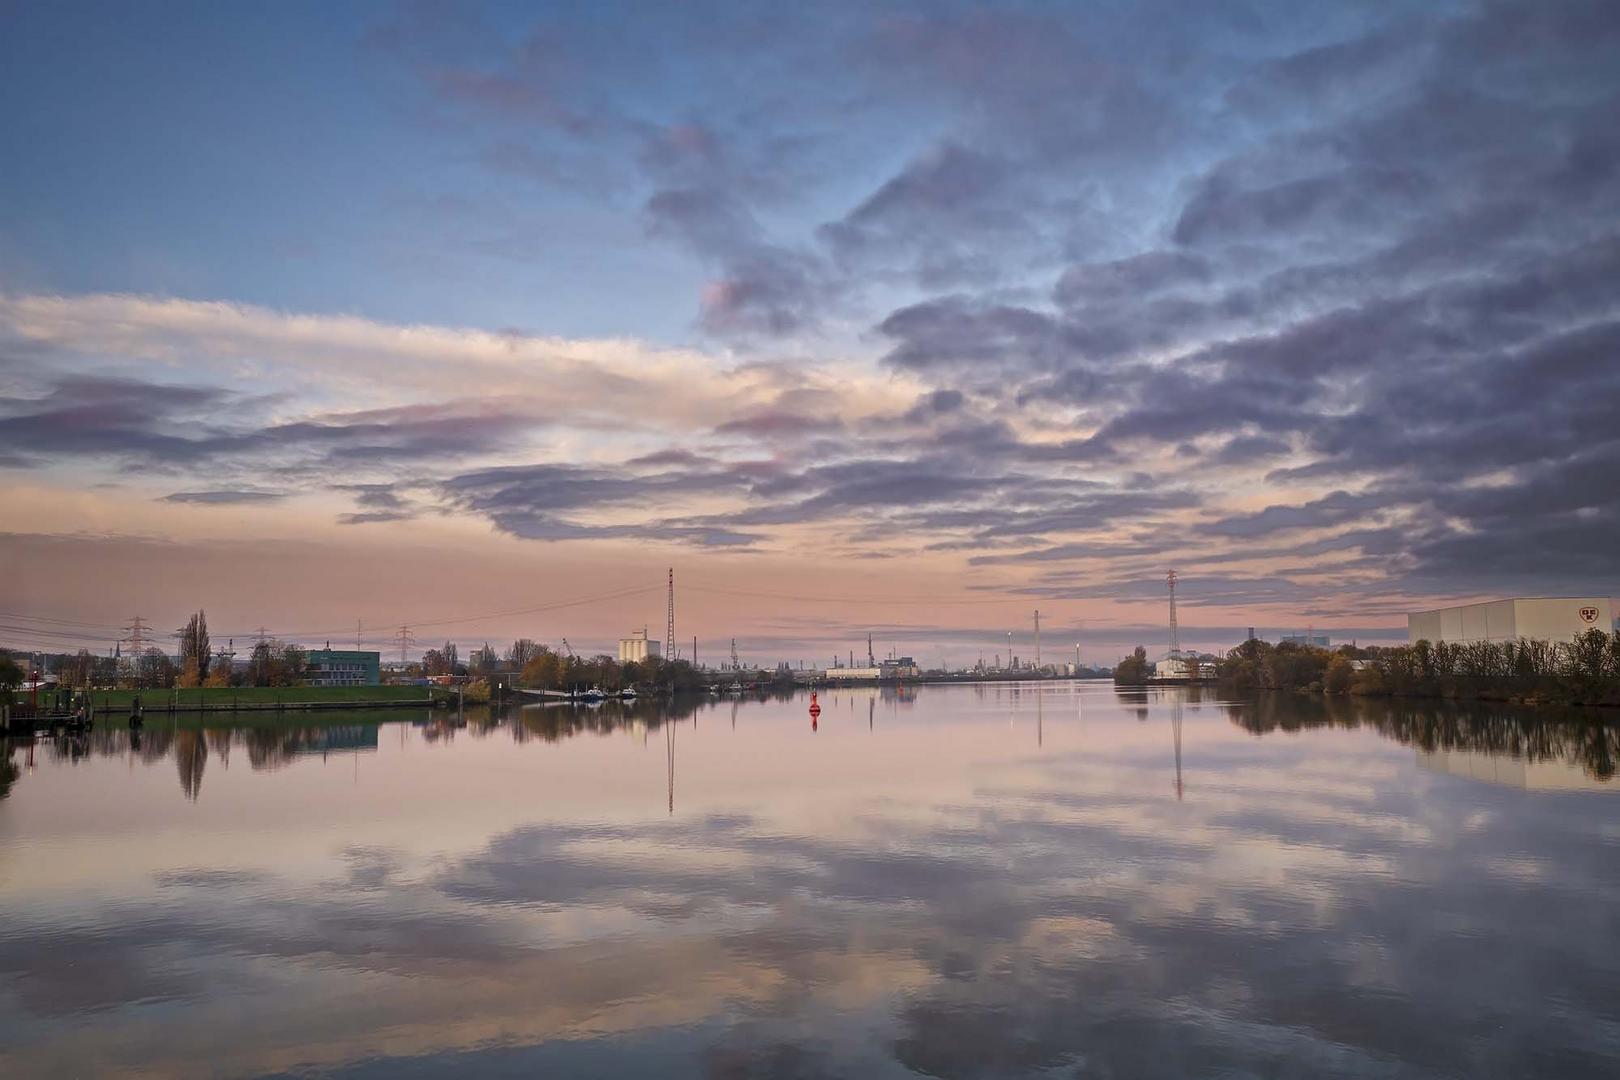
0,377 -> 541,478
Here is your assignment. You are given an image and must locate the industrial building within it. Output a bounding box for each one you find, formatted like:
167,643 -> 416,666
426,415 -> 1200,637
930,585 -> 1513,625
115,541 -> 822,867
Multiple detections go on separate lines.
1408,597 -> 1620,645
825,657 -> 921,682
1279,633 -> 1330,648
305,648 -> 381,687
618,628 -> 662,664
1154,654 -> 1216,681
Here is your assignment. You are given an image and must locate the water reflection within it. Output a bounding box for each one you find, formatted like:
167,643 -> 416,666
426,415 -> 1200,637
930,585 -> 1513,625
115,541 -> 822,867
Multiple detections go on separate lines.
1,686 -> 1617,1078
1226,693 -> 1620,786
6,691 -> 1615,808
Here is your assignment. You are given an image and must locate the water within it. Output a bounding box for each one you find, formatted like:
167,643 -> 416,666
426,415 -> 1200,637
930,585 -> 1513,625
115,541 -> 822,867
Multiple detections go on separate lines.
2,683 -> 1618,1078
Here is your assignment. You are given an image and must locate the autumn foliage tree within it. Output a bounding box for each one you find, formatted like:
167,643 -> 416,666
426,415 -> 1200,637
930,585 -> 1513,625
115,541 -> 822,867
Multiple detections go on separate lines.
178,611 -> 211,683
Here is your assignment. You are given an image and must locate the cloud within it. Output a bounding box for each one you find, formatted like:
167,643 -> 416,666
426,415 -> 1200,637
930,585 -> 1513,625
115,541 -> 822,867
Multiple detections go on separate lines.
10,0 -> 1620,620
0,371 -> 550,475
0,292 -> 895,433
161,490 -> 289,505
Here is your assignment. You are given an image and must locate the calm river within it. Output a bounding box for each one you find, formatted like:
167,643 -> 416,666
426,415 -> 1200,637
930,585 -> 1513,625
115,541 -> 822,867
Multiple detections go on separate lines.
2,683 -> 1618,1078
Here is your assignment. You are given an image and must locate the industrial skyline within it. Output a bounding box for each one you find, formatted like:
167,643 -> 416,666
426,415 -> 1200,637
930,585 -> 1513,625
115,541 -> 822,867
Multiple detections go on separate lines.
4,572 -> 1385,671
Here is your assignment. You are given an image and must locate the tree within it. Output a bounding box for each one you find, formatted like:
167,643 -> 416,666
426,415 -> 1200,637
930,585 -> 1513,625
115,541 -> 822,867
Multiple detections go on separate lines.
274,644 -> 307,687
1217,637 -> 1271,692
1113,646 -> 1151,685
248,639 -> 276,686
507,639 -> 544,667
1266,642 -> 1330,690
521,651 -> 564,689
1413,639 -> 1435,679
470,642 -> 500,674
442,641 -> 459,673
205,650 -> 235,687
1323,656 -> 1355,694
178,610 -> 211,680
62,648 -> 96,687
0,654 -> 22,693
1568,628 -> 1610,679
139,647 -> 176,688
177,656 -> 203,688
422,648 -> 447,676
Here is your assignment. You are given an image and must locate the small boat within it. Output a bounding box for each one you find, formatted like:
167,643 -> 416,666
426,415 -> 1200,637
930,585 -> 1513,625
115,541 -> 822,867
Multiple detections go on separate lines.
577,686 -> 606,703
618,687 -> 637,700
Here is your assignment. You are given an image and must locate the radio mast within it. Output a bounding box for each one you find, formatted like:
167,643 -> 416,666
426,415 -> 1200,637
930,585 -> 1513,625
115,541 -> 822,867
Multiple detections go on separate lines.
1167,569 -> 1181,657
665,568 -> 675,662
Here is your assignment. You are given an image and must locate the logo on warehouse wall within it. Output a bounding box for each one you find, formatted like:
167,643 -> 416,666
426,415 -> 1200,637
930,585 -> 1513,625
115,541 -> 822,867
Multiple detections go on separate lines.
1579,606 -> 1600,624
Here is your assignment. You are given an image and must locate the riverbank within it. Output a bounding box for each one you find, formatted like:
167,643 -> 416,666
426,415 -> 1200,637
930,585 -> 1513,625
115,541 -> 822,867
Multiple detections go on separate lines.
1350,677 -> 1620,709
1197,676 -> 1620,709
8,684 -> 441,716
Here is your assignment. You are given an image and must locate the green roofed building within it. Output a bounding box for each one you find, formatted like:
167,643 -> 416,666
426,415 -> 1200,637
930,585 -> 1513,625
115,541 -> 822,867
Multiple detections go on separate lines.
305,648 -> 381,687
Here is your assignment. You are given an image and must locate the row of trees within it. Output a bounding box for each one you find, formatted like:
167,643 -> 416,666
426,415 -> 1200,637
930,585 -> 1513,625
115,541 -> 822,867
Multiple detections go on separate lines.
414,639 -> 543,678
8,623 -> 760,697
1213,629 -> 1620,705
1216,638 -> 1338,694
518,648 -> 710,693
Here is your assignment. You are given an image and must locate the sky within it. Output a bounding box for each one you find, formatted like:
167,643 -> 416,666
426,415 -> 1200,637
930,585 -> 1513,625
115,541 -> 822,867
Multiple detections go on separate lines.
2,0 -> 1618,665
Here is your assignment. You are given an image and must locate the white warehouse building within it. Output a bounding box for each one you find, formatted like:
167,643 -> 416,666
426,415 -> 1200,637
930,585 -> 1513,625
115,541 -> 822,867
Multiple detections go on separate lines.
1408,597 -> 1620,645
617,628 -> 662,664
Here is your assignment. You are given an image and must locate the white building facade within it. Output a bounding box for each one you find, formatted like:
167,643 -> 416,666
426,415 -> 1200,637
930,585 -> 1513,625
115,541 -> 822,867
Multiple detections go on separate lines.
617,629 -> 662,664
1408,597 -> 1620,645
1154,654 -> 1214,680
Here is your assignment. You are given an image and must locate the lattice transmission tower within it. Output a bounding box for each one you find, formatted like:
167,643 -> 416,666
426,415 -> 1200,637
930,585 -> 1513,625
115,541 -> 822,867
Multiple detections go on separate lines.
665,568 -> 675,662
1167,569 -> 1180,658
393,625 -> 416,665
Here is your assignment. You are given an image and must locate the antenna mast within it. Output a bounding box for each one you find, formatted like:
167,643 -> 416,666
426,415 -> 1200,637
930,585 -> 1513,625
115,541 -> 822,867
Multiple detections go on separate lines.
1034,609 -> 1041,670
665,567 -> 675,663
1167,569 -> 1180,657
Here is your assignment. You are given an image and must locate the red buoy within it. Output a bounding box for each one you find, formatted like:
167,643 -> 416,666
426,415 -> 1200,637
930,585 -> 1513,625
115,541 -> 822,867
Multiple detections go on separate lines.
809,691 -> 821,729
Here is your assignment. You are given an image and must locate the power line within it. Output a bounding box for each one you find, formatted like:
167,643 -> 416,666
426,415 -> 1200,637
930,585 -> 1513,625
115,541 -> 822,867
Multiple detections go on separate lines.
0,581 -> 669,652
683,582 -> 1039,605
0,623 -> 124,643
207,582 -> 664,641
0,611 -> 130,632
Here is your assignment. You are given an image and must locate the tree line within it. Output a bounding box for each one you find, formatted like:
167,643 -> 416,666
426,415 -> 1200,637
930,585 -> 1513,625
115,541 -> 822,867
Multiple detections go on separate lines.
1215,629 -> 1620,706
1,610 -> 309,691
5,618 -> 779,696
